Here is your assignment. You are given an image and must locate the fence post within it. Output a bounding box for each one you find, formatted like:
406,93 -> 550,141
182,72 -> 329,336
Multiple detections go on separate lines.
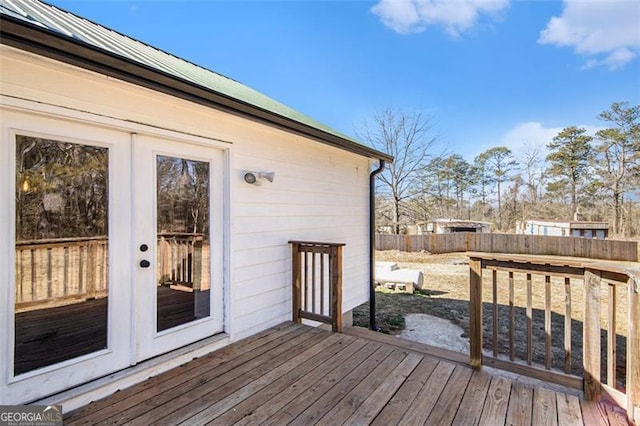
291,242 -> 302,324
583,268 -> 602,400
469,256 -> 483,368
330,245 -> 343,332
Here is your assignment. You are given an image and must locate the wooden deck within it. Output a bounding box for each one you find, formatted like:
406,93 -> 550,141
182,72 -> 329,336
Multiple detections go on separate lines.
64,322 -> 630,425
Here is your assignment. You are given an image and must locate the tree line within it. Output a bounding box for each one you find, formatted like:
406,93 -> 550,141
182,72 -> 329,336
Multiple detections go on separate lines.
360,102 -> 640,237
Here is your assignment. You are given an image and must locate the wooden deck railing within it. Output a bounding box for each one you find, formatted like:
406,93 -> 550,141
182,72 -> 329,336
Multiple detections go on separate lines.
15,233 -> 209,312
290,241 -> 344,332
15,236 -> 108,312
468,252 -> 640,423
157,233 -> 207,290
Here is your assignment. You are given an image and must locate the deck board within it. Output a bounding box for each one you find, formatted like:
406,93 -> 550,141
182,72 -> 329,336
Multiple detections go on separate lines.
505,382 -> 534,426
371,356 -> 439,425
478,376 -> 512,425
451,369 -> 492,425
343,352 -> 422,425
556,392 -> 584,426
286,344 -> 395,425
424,365 -> 473,425
532,387 -> 558,426
399,361 -> 455,424
62,323 -> 626,425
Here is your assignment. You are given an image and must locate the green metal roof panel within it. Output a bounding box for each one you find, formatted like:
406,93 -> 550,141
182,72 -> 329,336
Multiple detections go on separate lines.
0,0 -> 391,161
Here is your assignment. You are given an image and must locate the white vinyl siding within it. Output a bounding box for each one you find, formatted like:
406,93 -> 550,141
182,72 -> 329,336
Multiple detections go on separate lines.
1,45 -> 371,343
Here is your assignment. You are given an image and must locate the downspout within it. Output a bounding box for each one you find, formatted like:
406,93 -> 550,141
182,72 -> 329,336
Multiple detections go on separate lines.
369,159 -> 385,331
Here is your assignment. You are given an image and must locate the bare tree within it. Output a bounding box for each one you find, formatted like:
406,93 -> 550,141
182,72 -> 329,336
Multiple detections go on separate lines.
518,143 -> 545,205
476,146 -> 517,230
357,109 -> 437,234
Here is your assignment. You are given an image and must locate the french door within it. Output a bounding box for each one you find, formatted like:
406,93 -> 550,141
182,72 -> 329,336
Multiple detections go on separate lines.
2,110 -> 225,403
132,134 -> 224,361
2,114 -> 132,404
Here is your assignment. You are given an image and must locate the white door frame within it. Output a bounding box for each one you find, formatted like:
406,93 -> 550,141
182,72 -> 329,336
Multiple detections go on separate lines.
0,110 -> 133,404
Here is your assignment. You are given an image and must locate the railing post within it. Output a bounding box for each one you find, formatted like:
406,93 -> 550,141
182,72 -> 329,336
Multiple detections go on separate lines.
291,242 -> 302,324
583,268 -> 602,400
469,256 -> 483,368
330,245 -> 343,332
628,276 -> 640,423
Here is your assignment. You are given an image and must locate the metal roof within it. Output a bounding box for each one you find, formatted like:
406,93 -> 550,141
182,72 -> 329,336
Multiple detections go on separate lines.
0,0 -> 392,162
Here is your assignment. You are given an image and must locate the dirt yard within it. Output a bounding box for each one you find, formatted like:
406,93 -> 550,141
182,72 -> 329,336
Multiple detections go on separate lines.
353,250 -> 630,383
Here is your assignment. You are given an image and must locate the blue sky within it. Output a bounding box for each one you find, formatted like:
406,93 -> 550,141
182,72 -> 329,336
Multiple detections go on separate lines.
49,0 -> 640,161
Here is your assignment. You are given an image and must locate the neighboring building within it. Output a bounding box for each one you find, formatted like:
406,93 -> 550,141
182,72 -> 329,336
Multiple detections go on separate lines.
0,0 -> 392,405
416,219 -> 492,234
516,220 -> 609,239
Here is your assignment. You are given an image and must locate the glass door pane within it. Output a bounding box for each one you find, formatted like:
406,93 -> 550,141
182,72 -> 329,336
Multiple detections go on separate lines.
156,155 -> 210,332
15,135 -> 109,375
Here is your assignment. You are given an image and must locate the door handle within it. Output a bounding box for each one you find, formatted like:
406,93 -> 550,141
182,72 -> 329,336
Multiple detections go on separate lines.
140,259 -> 151,268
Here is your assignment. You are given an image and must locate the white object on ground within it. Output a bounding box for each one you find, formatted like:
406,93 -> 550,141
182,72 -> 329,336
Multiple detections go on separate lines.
375,261 -> 399,272
375,268 -> 424,292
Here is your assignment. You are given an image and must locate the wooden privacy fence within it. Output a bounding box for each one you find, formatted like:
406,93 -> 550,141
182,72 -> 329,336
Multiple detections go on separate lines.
468,252 -> 640,423
15,236 -> 108,312
376,233 -> 638,261
289,241 -> 344,332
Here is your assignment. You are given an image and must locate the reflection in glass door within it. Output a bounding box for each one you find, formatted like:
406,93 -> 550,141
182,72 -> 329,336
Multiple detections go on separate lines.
155,155 -> 210,332
14,135 -> 109,375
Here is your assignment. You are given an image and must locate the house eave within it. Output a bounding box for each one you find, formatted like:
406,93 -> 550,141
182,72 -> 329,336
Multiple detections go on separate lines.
0,15 -> 393,163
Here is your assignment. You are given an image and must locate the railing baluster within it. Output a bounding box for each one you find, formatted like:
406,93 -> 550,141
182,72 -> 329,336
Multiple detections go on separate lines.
31,249 -> 36,301
63,246 -> 69,296
320,253 -> 325,316
78,244 -> 84,295
627,278 -> 639,423
47,247 -> 53,299
564,277 -> 572,374
330,245 -> 343,333
509,271 -> 514,361
469,257 -> 483,368
493,269 -> 498,358
312,252 -> 317,314
87,242 -> 96,299
608,283 -> 616,389
18,248 -> 24,303
304,251 -> 309,312
170,237 -> 176,282
545,275 -> 552,370
527,273 -> 533,365
583,269 -> 602,400
291,242 -> 302,324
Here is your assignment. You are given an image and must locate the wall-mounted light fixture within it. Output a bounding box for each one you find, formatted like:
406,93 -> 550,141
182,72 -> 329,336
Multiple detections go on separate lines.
244,171 -> 275,185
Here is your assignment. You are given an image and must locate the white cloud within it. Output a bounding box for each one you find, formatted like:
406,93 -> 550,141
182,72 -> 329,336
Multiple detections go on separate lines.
371,0 -> 509,36
499,121 -> 604,158
538,0 -> 640,70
